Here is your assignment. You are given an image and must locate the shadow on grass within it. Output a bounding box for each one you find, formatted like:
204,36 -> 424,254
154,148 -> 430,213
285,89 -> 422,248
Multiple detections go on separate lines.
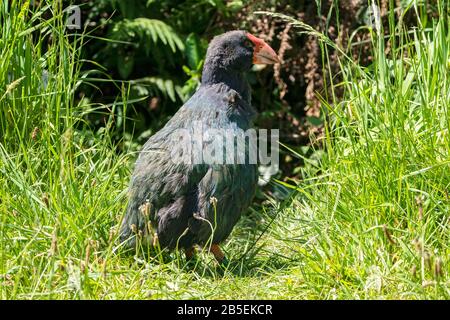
111,191 -> 301,279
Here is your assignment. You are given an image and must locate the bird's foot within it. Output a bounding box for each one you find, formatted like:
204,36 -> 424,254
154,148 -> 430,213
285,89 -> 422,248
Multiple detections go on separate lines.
185,247 -> 197,261
209,244 -> 228,266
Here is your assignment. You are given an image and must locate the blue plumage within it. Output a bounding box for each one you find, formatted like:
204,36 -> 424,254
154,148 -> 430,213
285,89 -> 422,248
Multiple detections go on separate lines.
119,31 -> 279,261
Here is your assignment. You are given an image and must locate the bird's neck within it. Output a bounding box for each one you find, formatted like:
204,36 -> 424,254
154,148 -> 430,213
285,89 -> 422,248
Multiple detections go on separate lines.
201,62 -> 251,103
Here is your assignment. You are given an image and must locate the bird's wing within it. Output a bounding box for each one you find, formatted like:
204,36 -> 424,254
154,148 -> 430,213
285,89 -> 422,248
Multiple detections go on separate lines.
119,100 -> 209,247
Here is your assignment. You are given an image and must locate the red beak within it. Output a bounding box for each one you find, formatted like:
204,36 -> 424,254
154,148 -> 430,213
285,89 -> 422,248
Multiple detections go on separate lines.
246,33 -> 280,65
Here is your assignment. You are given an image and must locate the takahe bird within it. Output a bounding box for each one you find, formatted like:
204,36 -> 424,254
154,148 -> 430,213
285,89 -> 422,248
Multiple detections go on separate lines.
119,30 -> 279,263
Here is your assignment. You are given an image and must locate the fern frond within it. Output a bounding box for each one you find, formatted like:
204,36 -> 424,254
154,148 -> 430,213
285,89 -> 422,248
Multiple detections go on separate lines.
130,76 -> 183,102
112,18 -> 184,53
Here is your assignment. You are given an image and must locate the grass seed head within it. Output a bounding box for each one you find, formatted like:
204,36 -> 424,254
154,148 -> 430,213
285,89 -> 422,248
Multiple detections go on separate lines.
139,200 -> 151,218
410,265 -> 417,277
152,233 -> 159,247
382,225 -> 396,245
209,196 -> 218,207
48,228 -> 58,257
434,258 -> 443,278
42,193 -> 49,208
31,127 -> 39,140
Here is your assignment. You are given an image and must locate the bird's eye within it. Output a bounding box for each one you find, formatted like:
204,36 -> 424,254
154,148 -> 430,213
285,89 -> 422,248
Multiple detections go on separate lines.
244,39 -> 253,48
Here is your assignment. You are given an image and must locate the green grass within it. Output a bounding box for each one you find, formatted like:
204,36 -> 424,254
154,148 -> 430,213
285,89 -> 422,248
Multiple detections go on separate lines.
1,0 -> 449,299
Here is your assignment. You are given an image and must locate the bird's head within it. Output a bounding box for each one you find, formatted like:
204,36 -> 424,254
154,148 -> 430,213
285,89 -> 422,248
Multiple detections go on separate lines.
204,30 -> 280,73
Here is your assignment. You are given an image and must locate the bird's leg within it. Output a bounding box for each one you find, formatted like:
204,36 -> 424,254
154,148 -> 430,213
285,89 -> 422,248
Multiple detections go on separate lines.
209,244 -> 225,263
184,247 -> 197,260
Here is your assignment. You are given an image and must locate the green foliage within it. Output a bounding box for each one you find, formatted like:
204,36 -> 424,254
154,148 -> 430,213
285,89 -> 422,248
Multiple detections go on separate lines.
111,17 -> 185,78
117,18 -> 184,53
130,77 -> 182,103
77,0 -> 223,148
264,1 -> 450,297
185,33 -> 203,70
